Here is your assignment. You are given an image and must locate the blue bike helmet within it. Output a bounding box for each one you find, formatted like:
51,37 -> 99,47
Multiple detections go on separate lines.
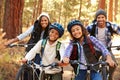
49,22 -> 64,37
67,20 -> 83,33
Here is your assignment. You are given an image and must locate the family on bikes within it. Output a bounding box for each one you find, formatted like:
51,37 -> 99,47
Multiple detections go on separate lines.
5,9 -> 120,80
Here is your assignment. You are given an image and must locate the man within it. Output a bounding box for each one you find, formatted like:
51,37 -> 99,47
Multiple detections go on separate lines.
87,9 -> 120,80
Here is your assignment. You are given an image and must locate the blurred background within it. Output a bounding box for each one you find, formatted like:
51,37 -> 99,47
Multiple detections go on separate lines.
0,0 -> 120,80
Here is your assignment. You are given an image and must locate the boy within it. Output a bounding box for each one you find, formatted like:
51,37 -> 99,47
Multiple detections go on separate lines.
22,22 -> 65,80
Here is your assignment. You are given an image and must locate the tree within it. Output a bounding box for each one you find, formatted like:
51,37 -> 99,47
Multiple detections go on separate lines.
98,0 -> 106,9
3,0 -> 24,39
32,0 -> 43,24
78,0 -> 82,20
0,0 -> 3,29
113,0 -> 118,21
108,0 -> 113,21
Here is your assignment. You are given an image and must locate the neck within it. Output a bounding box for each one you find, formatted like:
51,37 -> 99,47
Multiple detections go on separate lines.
48,39 -> 56,45
98,23 -> 106,28
78,36 -> 84,44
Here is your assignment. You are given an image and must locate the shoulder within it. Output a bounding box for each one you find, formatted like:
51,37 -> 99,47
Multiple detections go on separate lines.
106,21 -> 119,27
86,22 -> 97,30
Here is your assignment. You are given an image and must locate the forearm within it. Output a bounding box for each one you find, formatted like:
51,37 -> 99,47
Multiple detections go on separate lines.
5,37 -> 19,46
105,54 -> 115,67
25,40 -> 42,60
17,25 -> 34,40
105,54 -> 112,60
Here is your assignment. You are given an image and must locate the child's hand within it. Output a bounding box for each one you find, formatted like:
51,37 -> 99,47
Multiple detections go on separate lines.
63,57 -> 69,64
4,39 -> 14,47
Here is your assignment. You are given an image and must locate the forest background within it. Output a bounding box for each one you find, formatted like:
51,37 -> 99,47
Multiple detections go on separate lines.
0,0 -> 120,80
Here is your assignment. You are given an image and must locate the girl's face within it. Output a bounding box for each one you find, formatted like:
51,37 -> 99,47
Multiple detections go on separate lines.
40,16 -> 49,29
49,29 -> 59,42
71,25 -> 82,39
96,14 -> 106,28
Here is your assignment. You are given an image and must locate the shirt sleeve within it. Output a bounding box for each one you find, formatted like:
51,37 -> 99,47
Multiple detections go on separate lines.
17,25 -> 34,40
59,43 -> 65,61
111,23 -> 120,34
25,40 -> 42,60
89,36 -> 110,56
63,42 -> 73,58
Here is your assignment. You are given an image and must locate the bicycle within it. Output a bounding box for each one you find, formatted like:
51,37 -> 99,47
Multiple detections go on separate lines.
8,44 -> 65,80
15,60 -> 64,80
69,60 -> 109,80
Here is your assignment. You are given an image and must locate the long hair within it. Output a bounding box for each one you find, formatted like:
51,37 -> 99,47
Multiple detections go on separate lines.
33,15 -> 51,39
70,24 -> 89,40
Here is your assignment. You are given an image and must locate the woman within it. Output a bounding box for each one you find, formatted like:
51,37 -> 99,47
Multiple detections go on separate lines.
5,12 -> 51,64
63,19 -> 115,80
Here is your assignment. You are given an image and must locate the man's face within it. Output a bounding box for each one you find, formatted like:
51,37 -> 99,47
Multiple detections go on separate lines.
96,14 -> 106,28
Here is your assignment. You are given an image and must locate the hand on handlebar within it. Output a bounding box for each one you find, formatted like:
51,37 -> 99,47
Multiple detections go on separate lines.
19,58 -> 27,64
63,57 -> 70,64
106,55 -> 116,67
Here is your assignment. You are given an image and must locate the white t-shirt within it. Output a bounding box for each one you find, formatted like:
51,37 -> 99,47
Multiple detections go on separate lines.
97,27 -> 107,46
25,39 -> 65,74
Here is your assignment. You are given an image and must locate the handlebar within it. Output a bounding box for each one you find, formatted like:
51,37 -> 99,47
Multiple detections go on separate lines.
111,45 -> 120,50
8,43 -> 36,48
26,60 -> 66,68
70,60 -> 108,68
70,60 -> 108,72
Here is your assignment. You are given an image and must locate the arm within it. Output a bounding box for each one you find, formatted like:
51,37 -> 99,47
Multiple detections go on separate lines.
59,43 -> 65,61
90,36 -> 110,56
4,26 -> 34,46
111,23 -> 120,34
4,37 -> 19,46
90,36 -> 115,67
63,42 -> 73,64
25,40 -> 42,60
17,25 -> 34,40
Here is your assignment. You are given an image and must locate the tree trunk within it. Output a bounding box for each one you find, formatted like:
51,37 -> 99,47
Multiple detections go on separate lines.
114,0 -> 118,21
78,0 -> 82,20
3,0 -> 24,39
32,0 -> 42,24
108,0 -> 113,21
37,0 -> 42,16
0,0 -> 3,29
98,0 -> 105,9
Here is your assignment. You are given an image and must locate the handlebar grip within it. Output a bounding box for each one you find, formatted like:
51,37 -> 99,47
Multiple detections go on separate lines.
8,44 -> 16,48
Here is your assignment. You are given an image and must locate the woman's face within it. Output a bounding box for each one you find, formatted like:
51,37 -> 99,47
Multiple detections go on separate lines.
96,14 -> 106,28
71,25 -> 82,39
49,29 -> 59,42
40,16 -> 49,29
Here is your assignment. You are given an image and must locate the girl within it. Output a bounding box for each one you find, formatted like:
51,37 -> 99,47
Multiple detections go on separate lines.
63,20 -> 115,80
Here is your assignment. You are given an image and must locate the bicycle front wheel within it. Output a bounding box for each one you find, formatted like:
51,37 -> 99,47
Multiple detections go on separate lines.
101,66 -> 108,80
39,70 -> 46,80
15,64 -> 33,80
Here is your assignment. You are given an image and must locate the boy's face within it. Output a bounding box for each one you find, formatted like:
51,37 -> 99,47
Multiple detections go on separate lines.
71,25 -> 82,39
96,14 -> 106,28
49,29 -> 59,41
